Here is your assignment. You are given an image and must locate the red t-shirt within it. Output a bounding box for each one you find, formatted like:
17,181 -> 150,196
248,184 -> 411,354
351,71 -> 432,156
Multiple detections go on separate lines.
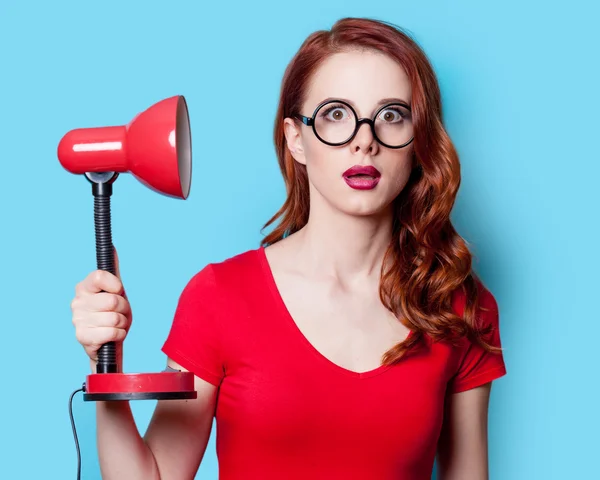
161,246 -> 506,479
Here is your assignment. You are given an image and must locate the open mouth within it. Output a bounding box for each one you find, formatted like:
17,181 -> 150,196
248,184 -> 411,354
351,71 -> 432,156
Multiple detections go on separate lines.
346,173 -> 377,179
342,165 -> 381,179
342,165 -> 381,190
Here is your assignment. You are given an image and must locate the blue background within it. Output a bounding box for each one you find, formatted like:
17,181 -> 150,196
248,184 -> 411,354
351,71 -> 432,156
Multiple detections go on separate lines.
1,1 -> 598,478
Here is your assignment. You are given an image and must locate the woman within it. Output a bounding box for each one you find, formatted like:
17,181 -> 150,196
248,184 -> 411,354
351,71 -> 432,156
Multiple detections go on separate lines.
71,17 -> 506,480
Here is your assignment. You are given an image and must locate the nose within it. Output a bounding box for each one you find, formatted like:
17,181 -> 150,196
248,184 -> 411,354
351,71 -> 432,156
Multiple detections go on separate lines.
350,120 -> 379,155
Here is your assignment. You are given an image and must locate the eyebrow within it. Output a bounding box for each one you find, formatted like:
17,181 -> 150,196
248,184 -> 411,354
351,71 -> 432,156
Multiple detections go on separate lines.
320,96 -> 410,111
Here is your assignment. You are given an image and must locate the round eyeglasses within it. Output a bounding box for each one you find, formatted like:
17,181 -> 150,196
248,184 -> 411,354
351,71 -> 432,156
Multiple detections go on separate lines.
293,99 -> 414,149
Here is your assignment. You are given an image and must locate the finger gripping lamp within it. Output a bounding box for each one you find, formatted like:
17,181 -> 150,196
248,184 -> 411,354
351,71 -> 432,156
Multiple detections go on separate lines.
59,95 -> 197,402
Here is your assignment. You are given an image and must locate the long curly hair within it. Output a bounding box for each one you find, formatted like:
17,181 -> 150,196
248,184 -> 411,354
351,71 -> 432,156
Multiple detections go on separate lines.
261,17 -> 502,364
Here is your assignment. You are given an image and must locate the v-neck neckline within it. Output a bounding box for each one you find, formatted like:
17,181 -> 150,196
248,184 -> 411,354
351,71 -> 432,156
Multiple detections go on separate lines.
257,245 -> 412,380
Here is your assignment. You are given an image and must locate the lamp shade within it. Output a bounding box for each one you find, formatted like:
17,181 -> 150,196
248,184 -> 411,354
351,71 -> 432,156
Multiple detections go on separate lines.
58,95 -> 192,199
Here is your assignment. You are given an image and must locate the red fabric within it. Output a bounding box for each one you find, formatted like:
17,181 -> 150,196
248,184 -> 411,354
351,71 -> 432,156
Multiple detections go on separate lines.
161,247 -> 506,479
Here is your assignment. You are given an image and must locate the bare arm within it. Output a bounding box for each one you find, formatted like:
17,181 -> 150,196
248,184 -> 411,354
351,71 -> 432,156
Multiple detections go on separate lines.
73,254 -> 219,479
144,358 -> 218,479
436,382 -> 493,480
95,358 -> 217,480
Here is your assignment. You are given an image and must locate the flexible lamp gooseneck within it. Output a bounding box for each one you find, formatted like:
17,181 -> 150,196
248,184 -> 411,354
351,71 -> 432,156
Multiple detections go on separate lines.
58,95 -> 197,402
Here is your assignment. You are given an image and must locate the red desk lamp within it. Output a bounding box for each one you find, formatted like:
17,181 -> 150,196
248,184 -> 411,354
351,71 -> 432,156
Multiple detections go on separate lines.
59,95 -> 197,402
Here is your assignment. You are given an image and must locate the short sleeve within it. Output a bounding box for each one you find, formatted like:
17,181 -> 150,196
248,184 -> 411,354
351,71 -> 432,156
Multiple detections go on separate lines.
448,285 -> 507,394
161,264 -> 225,387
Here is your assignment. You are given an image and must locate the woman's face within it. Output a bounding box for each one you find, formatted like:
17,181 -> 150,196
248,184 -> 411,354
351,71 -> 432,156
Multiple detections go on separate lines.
284,49 -> 414,218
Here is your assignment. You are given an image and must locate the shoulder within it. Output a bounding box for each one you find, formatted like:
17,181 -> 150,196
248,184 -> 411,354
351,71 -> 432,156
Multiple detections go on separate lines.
184,247 -> 264,295
450,276 -> 500,332
446,276 -> 507,392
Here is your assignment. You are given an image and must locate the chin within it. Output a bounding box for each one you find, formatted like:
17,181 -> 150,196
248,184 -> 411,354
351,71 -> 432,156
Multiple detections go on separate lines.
337,197 -> 393,218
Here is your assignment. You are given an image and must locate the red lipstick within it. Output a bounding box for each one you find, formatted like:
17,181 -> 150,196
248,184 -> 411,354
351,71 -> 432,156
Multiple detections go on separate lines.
342,165 -> 381,190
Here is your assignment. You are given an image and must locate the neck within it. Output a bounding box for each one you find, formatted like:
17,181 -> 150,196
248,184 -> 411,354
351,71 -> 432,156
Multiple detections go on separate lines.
293,193 -> 395,283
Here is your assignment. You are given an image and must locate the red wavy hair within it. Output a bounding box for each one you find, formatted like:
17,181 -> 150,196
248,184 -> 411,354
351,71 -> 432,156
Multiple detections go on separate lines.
261,17 -> 502,364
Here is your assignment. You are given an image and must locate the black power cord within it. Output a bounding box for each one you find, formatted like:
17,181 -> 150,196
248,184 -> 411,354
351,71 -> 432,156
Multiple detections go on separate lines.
69,383 -> 86,480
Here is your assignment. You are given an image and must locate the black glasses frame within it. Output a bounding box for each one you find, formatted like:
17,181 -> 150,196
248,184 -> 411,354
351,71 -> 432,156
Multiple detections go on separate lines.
293,99 -> 414,149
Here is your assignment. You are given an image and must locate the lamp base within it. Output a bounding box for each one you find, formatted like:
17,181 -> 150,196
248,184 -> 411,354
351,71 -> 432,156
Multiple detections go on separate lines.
83,371 -> 197,402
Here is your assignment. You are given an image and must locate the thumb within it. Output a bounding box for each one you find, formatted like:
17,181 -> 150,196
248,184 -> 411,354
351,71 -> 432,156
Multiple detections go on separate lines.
113,246 -> 120,278
113,246 -> 127,298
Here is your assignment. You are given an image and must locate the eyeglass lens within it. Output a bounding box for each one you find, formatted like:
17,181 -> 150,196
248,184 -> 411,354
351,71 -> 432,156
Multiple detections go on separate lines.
314,101 -> 413,147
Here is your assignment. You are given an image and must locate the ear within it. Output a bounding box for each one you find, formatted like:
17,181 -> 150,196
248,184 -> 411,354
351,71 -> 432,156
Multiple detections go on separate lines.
283,117 -> 306,165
